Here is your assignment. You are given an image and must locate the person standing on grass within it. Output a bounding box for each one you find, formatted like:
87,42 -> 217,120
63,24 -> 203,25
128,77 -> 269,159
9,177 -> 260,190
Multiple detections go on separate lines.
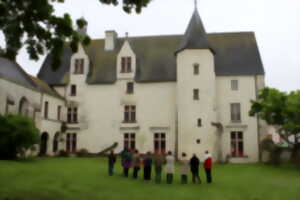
121,148 -> 132,177
165,151 -> 175,184
132,150 -> 141,179
180,153 -> 189,184
154,152 -> 165,183
108,150 -> 116,176
143,151 -> 153,181
190,154 -> 201,184
204,151 -> 213,183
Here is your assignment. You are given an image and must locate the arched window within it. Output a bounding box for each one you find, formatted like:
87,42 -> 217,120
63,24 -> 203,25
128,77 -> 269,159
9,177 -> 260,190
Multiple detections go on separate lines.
19,97 -> 29,116
40,132 -> 49,156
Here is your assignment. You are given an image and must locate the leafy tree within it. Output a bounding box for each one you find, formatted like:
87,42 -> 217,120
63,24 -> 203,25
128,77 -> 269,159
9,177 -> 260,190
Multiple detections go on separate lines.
249,87 -> 300,146
0,114 -> 40,160
0,0 -> 151,70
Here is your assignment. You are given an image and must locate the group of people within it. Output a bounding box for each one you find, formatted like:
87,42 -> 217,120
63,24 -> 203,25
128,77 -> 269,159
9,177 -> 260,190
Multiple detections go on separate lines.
108,149 -> 213,184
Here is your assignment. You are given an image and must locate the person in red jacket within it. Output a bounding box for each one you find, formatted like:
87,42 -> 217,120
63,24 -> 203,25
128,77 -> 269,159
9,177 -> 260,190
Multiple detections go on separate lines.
204,151 -> 213,183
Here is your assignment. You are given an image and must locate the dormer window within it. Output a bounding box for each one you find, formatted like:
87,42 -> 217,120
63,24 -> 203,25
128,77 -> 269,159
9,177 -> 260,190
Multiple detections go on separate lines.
193,63 -> 199,75
121,57 -> 132,73
74,58 -> 84,74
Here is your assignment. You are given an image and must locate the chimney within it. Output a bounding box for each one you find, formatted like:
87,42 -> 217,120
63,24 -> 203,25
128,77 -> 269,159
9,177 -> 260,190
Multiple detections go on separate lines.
105,30 -> 118,51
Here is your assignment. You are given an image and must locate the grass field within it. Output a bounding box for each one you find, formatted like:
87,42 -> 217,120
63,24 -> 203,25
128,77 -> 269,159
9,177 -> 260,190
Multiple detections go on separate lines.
0,158 -> 299,200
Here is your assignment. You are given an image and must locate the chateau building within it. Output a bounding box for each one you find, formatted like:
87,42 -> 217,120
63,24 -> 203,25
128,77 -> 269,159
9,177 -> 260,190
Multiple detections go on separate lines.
0,8 -> 266,162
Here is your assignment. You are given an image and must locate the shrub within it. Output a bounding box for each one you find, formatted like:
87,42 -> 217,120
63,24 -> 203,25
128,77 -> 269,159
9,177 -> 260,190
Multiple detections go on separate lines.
58,150 -> 69,157
0,114 -> 39,160
77,148 -> 90,157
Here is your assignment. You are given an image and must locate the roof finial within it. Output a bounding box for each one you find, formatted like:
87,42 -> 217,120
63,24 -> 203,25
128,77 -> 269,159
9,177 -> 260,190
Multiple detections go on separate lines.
194,0 -> 198,10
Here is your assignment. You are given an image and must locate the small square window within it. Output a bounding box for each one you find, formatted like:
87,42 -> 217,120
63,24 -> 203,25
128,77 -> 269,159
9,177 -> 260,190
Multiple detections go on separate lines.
70,85 -> 77,96
231,80 -> 238,90
193,89 -> 199,100
197,118 -> 202,127
126,82 -> 134,94
193,63 -> 199,75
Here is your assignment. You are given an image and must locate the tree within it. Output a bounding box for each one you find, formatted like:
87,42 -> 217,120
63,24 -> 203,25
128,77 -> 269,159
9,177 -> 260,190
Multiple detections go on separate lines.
249,87 -> 300,147
0,0 -> 151,70
0,114 -> 40,160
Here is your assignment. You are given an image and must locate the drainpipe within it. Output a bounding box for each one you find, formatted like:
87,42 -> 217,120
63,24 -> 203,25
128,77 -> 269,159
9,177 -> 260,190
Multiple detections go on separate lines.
175,107 -> 179,161
254,75 -> 262,162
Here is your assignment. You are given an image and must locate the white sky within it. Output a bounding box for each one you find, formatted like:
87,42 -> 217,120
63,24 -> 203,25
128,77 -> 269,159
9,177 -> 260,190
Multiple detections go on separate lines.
3,0 -> 300,92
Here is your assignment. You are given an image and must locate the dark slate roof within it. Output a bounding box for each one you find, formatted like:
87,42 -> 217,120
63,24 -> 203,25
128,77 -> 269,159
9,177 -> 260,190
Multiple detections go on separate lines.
0,57 -> 36,88
176,9 -> 214,54
38,32 -> 265,85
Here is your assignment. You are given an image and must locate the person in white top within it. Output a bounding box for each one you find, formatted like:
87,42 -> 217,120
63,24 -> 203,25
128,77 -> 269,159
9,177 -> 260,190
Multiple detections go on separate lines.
165,151 -> 175,184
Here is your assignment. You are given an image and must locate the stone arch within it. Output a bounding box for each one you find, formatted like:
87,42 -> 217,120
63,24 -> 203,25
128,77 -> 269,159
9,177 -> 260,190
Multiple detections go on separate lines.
53,132 -> 60,153
18,97 -> 30,116
39,132 -> 49,156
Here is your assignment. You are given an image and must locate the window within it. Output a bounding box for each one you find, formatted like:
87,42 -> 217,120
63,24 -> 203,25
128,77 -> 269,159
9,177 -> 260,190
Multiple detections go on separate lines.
124,133 -> 135,150
126,82 -> 134,94
67,107 -> 78,123
193,63 -> 199,75
197,118 -> 202,127
44,101 -> 49,119
121,57 -> 132,73
57,106 -> 61,120
70,85 -> 77,96
231,131 -> 244,157
230,103 -> 241,122
74,58 -> 84,74
231,80 -> 238,90
66,133 -> 77,153
154,133 -> 166,154
124,105 -> 136,123
193,89 -> 199,100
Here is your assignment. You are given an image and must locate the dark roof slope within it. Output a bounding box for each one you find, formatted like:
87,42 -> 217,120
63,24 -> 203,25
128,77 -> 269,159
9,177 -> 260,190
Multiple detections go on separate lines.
0,57 -> 36,88
176,9 -> 214,54
38,32 -> 264,85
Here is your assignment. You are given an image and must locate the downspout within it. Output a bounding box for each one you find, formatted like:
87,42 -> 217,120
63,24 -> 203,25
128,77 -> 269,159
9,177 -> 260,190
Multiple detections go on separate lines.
254,75 -> 262,162
175,107 -> 179,161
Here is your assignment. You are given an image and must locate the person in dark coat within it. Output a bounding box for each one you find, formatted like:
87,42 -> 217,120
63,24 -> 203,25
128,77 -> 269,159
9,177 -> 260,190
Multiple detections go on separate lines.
132,150 -> 141,179
143,151 -> 153,181
190,153 -> 201,184
108,150 -> 116,176
121,148 -> 132,177
204,151 -> 213,183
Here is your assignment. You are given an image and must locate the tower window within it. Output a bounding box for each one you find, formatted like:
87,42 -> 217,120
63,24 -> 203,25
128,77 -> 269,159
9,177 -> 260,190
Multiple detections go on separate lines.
231,131 -> 244,157
67,107 -> 78,123
57,105 -> 61,121
230,103 -> 241,122
44,101 -> 49,119
193,63 -> 199,75
121,57 -> 132,73
193,89 -> 199,100
197,118 -> 202,127
74,59 -> 84,74
124,105 -> 136,123
126,82 -> 134,94
70,85 -> 77,96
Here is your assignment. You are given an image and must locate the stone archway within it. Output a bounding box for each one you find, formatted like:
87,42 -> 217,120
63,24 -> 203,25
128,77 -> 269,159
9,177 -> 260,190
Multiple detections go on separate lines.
40,132 -> 49,156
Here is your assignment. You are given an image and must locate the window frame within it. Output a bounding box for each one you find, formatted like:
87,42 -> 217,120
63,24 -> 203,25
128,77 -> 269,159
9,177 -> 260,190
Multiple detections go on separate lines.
74,58 -> 84,74
124,133 -> 135,150
123,105 -> 136,123
193,63 -> 199,75
44,101 -> 49,119
67,107 -> 78,124
231,131 -> 244,157
57,105 -> 61,121
154,133 -> 166,154
231,80 -> 239,91
230,103 -> 241,122
197,118 -> 202,127
126,82 -> 134,94
70,84 -> 77,96
121,57 -> 132,73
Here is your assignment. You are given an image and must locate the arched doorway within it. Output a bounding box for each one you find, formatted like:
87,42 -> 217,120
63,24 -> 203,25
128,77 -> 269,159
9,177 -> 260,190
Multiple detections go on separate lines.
19,97 -> 29,116
40,132 -> 49,156
53,132 -> 60,153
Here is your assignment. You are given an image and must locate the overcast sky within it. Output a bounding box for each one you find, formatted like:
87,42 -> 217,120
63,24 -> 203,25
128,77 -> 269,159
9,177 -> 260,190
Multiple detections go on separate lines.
2,0 -> 300,92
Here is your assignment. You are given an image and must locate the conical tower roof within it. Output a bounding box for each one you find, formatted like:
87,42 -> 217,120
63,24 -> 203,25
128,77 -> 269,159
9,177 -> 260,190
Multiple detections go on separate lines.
176,8 -> 214,54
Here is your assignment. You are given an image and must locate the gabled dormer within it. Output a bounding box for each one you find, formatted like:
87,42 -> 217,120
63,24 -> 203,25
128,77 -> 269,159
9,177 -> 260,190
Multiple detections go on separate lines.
70,44 -> 89,77
117,35 -> 136,80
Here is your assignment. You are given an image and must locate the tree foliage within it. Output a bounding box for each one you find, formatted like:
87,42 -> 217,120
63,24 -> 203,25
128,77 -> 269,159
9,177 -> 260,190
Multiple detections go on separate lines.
249,87 -> 300,146
0,0 -> 151,70
0,114 -> 40,160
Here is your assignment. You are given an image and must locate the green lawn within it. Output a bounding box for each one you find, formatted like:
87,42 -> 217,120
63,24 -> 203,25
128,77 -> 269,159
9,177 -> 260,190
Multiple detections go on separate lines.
0,158 -> 299,200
